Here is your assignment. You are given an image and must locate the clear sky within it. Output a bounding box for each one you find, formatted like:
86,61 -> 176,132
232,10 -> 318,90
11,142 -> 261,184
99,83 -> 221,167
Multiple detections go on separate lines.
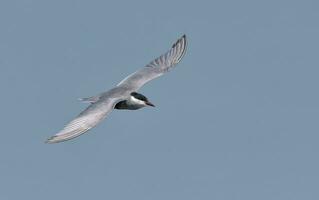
0,0 -> 318,199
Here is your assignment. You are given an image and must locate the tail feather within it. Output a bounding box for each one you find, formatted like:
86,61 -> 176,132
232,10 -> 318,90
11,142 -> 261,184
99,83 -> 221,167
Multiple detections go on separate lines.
78,96 -> 100,103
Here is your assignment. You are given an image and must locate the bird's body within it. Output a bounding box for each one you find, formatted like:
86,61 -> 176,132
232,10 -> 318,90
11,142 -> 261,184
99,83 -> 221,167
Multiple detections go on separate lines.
46,35 -> 187,143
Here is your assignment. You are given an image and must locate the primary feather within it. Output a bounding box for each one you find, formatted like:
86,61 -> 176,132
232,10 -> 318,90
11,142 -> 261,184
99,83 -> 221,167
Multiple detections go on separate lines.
117,34 -> 187,91
46,98 -> 119,143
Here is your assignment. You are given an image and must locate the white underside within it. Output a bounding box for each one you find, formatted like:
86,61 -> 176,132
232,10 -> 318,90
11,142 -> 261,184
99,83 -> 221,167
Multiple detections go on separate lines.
129,95 -> 146,106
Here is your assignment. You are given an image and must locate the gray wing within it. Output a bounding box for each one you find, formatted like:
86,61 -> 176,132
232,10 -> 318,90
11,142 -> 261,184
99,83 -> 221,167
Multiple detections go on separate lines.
46,97 -> 119,143
117,34 -> 187,91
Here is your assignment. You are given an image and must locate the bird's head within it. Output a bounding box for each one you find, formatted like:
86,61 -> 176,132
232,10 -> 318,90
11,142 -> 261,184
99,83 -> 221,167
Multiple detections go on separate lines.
130,92 -> 155,107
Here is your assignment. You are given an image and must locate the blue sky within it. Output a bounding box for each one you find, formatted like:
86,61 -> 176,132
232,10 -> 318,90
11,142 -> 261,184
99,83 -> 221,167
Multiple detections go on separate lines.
0,0 -> 318,199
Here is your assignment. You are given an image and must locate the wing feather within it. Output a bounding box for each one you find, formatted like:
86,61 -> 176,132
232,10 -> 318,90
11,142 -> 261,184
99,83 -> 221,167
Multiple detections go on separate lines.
46,98 -> 118,143
117,34 -> 187,91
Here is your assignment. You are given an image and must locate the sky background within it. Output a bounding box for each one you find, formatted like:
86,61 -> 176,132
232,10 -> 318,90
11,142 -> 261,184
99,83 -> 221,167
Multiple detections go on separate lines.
0,0 -> 318,199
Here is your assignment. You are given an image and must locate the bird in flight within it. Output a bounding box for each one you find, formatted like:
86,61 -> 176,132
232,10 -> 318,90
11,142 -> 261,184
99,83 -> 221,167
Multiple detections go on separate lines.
46,35 -> 187,143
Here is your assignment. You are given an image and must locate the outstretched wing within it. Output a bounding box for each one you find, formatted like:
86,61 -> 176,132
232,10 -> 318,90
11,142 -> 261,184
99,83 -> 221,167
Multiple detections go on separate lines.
46,98 -> 119,143
117,34 -> 187,91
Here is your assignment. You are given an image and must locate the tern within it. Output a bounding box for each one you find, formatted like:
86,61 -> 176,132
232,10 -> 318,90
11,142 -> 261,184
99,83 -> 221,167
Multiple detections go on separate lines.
46,35 -> 187,143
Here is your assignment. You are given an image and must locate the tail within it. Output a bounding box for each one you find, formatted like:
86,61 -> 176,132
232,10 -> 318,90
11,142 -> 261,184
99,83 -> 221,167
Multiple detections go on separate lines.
78,96 -> 100,103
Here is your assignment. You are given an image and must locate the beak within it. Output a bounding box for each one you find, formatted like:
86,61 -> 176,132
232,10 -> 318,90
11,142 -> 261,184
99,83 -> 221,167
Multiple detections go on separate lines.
145,101 -> 155,107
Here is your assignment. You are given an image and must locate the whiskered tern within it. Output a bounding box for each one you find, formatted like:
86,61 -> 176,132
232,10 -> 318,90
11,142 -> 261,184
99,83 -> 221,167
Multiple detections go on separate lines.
46,35 -> 187,143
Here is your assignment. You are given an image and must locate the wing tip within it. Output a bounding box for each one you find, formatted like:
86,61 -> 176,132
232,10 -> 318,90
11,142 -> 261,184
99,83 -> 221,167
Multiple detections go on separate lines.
172,34 -> 187,48
45,137 -> 56,144
172,34 -> 187,63
45,135 -> 61,144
